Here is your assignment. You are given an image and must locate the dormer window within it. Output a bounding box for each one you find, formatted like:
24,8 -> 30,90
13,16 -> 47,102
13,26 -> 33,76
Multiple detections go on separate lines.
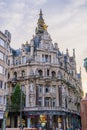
22,56 -> 26,64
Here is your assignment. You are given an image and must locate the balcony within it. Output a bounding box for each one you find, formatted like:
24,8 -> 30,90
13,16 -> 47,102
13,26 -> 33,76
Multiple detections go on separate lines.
24,106 -> 78,114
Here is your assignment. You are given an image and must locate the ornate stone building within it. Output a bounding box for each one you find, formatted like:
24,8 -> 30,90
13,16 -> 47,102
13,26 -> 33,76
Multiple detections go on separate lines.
7,10 -> 83,130
0,30 -> 11,127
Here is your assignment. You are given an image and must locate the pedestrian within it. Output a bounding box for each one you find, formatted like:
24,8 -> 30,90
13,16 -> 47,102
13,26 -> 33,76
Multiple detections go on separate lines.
75,127 -> 78,130
55,126 -> 58,130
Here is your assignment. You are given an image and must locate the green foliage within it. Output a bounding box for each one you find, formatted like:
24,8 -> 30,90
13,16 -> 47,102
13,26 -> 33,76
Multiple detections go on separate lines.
11,84 -> 25,111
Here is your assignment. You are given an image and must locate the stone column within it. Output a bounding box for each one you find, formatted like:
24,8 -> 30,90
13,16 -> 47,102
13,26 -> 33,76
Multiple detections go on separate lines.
56,85 -> 59,107
25,84 -> 29,107
27,117 -> 31,128
42,86 -> 44,106
49,115 -> 53,130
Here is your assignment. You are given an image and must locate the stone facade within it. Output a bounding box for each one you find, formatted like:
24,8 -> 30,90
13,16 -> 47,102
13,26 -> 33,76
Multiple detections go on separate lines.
7,10 -> 83,130
0,30 -> 11,127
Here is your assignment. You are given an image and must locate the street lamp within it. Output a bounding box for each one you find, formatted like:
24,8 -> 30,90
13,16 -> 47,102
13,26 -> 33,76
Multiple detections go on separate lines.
49,93 -> 53,130
2,95 -> 8,130
20,86 -> 22,130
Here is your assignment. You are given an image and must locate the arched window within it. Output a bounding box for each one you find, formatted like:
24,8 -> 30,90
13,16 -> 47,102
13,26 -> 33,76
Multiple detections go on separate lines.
38,70 -> 43,77
14,72 -> 17,79
8,73 -> 10,79
51,71 -> 56,78
21,70 -> 25,77
30,69 -> 34,75
58,71 -> 62,79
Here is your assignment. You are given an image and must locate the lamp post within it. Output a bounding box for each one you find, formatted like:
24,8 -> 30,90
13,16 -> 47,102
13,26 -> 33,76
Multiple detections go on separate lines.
20,86 -> 22,130
2,95 -> 8,130
49,93 -> 53,130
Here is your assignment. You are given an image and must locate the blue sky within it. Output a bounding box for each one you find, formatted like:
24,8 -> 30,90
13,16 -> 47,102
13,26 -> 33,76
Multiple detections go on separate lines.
0,0 -> 87,93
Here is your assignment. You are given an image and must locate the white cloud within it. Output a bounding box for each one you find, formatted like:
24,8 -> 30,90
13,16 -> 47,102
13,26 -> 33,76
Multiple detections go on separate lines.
71,0 -> 87,7
29,0 -> 47,5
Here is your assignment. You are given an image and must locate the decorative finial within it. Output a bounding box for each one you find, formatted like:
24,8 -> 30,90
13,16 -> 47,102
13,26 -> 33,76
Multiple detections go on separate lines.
39,9 -> 43,19
80,67 -> 81,74
66,48 -> 69,55
73,49 -> 75,58
40,9 -> 42,15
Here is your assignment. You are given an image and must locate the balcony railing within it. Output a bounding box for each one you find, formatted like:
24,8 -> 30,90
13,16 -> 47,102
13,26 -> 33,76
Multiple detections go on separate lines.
24,106 -> 79,115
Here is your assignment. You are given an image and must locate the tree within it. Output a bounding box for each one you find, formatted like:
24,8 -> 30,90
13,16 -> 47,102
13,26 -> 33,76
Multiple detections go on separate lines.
11,84 -> 25,111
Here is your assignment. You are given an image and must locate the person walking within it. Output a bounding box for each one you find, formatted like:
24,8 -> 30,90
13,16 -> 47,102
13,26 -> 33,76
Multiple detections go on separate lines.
55,126 -> 58,130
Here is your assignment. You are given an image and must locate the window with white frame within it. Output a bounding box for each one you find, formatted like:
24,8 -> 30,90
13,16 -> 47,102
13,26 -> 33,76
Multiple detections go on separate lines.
52,85 -> 56,93
38,97 -> 42,106
38,85 -> 42,93
0,96 -> 2,104
42,54 -> 44,62
4,82 -> 6,89
45,86 -> 50,93
0,80 -> 3,88
0,51 -> 4,61
44,97 -> 50,107
52,98 -> 56,107
0,38 -> 5,48
0,65 -> 4,74
45,55 -> 48,62
21,70 -> 25,77
22,56 -> 26,64
3,96 -> 6,104
21,85 -> 26,94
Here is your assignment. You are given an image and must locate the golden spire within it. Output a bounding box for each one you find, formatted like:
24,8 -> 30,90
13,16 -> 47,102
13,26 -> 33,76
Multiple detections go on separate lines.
36,9 -> 48,34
